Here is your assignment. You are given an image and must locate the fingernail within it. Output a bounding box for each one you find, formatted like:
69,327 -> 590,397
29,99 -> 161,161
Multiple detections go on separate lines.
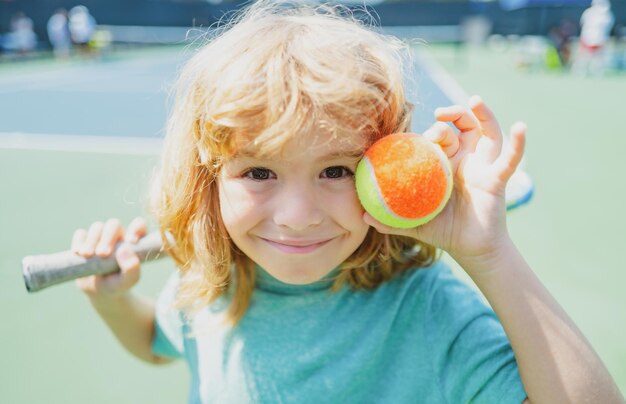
469,95 -> 482,107
513,121 -> 527,131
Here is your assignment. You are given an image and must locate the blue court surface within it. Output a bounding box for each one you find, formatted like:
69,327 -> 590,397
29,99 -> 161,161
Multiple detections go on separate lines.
7,38 -> 616,403
0,43 -> 467,403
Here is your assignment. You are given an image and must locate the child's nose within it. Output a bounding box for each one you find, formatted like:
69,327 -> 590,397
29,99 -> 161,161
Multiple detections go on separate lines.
273,184 -> 323,230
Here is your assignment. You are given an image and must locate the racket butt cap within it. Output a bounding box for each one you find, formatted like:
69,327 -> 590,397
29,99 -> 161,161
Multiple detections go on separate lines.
22,257 -> 35,293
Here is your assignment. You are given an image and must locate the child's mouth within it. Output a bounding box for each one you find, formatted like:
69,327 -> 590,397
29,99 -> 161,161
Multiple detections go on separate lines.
261,238 -> 334,254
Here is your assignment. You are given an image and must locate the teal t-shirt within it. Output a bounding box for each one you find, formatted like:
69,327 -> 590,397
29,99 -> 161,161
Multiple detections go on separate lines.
152,261 -> 527,403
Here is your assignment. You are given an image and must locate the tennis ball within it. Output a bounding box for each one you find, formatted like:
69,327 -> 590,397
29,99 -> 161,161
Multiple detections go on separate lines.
355,133 -> 453,229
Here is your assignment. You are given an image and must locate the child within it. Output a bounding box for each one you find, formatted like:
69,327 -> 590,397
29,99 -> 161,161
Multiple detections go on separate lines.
72,1 -> 622,402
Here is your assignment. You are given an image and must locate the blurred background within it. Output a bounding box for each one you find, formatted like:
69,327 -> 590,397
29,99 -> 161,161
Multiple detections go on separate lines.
1,0 -> 625,403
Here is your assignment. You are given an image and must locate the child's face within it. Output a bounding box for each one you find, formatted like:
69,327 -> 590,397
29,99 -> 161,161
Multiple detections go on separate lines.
218,132 -> 370,284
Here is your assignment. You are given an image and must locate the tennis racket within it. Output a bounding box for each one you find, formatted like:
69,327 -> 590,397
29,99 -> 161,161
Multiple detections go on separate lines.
23,231 -> 169,293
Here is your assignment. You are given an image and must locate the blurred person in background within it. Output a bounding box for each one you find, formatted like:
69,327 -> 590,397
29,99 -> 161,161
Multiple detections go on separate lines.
612,24 -> 626,71
1,11 -> 37,55
47,9 -> 71,59
69,5 -> 96,54
572,0 -> 615,75
548,19 -> 576,68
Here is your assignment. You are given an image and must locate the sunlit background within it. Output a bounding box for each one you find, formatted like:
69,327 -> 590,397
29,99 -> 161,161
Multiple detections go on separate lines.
1,0 -> 625,402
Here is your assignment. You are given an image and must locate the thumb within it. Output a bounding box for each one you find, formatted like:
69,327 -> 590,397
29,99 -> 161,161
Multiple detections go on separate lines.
363,212 -> 419,239
363,212 -> 395,235
116,245 -> 140,271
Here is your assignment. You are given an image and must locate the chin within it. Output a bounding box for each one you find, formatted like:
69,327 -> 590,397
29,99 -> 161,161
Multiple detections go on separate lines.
265,263 -> 335,285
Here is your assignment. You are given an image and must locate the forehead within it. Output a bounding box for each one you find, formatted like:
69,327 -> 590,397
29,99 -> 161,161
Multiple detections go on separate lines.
231,129 -> 368,161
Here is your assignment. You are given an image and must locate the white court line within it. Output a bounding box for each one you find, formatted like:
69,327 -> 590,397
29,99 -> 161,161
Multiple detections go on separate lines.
413,49 -> 469,105
415,49 -> 530,175
0,54 -> 460,156
0,132 -> 162,155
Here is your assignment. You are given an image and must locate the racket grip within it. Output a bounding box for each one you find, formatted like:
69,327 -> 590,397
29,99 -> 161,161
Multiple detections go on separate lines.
22,231 -> 169,293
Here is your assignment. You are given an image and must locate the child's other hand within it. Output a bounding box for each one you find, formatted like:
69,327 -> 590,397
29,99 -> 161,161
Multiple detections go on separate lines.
364,96 -> 526,267
73,217 -> 147,299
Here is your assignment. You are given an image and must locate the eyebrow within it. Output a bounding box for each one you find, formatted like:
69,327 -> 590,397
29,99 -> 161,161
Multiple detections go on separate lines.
232,149 -> 364,161
319,149 -> 364,161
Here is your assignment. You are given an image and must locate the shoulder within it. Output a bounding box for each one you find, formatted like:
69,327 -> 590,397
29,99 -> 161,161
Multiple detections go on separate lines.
377,259 -> 496,332
156,270 -> 181,308
363,259 -> 474,320
153,271 -> 186,359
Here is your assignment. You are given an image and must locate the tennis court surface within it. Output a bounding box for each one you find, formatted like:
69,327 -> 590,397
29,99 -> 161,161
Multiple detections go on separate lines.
1,41 -> 624,402
0,43 -> 461,403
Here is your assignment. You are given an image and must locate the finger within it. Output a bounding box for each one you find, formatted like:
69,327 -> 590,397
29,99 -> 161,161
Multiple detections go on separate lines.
75,275 -> 96,292
71,229 -> 87,254
363,212 -> 390,233
494,122 -> 526,182
109,245 -> 141,287
79,221 -> 104,257
470,95 -> 503,162
95,218 -> 124,257
362,213 -> 417,239
469,96 -> 502,141
124,217 -> 148,243
82,245 -> 141,293
434,105 -> 481,153
422,122 -> 460,158
434,105 -> 479,133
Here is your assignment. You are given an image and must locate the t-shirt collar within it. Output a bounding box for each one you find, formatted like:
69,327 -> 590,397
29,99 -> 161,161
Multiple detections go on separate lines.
254,264 -> 340,295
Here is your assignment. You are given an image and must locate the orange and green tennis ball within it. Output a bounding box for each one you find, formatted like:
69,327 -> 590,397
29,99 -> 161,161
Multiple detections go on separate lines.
355,133 -> 453,229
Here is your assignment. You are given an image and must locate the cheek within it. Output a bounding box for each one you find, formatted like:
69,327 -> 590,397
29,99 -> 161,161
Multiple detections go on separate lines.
325,183 -> 366,223
218,179 -> 264,231
325,186 -> 369,252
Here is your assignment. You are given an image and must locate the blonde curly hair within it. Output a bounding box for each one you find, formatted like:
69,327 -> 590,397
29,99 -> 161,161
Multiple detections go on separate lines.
151,0 -> 437,324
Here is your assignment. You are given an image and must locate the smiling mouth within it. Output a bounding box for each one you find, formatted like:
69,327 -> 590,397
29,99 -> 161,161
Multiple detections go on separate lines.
261,238 -> 334,254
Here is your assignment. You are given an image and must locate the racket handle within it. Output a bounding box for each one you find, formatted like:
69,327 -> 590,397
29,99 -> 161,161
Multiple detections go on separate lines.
23,231 -> 169,293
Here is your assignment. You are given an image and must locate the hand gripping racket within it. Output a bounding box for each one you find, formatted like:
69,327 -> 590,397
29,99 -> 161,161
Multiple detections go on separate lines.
22,231 -> 170,293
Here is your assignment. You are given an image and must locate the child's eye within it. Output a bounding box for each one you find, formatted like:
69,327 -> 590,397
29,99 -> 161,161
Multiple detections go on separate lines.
243,167 -> 275,180
321,166 -> 353,179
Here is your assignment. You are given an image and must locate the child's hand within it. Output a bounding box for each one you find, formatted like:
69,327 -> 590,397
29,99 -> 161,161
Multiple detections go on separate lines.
364,96 -> 526,267
73,217 -> 147,299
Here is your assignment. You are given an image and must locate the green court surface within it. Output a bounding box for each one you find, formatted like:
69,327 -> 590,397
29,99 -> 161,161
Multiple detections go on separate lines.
0,149 -> 188,402
425,44 -> 626,394
0,47 -> 189,403
1,44 -> 625,402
